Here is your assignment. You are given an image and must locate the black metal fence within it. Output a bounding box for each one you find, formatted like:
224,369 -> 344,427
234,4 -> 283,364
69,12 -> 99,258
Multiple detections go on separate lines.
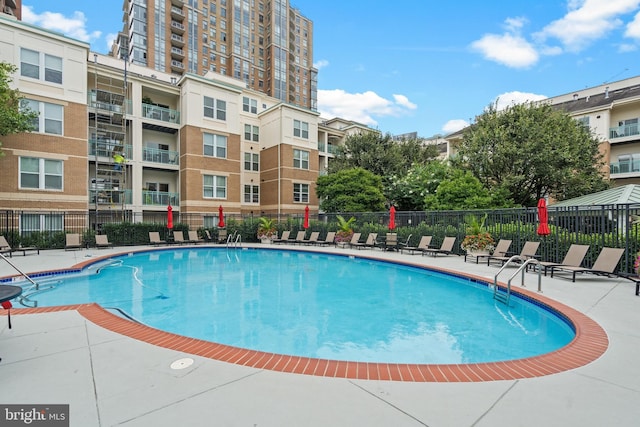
2,204 -> 640,273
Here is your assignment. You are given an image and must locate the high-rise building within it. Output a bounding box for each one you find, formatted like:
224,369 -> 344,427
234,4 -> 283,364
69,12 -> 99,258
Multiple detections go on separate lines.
112,0 -> 317,111
1,0 -> 21,20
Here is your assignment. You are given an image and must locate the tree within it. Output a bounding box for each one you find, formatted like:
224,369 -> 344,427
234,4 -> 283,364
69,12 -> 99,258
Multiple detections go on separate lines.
423,169 -> 512,210
387,161 -> 450,210
316,167 -> 386,212
457,101 -> 609,206
0,62 -> 37,157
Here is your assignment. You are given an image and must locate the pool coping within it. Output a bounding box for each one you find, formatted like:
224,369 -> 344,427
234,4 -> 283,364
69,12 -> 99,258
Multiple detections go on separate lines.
1,247 -> 608,382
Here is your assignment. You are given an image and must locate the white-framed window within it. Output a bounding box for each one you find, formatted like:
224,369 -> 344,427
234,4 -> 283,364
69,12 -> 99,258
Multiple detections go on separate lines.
203,174 -> 227,198
203,133 -> 227,158
244,124 -> 259,141
244,184 -> 259,203
19,157 -> 63,190
20,213 -> 63,236
203,95 -> 226,120
244,152 -> 259,171
242,96 -> 257,113
23,99 -> 63,135
20,48 -> 63,84
293,183 -> 309,203
293,119 -> 309,139
293,149 -> 309,169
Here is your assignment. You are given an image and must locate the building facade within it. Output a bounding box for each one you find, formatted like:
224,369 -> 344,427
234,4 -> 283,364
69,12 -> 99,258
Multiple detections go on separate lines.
112,0 -> 317,111
0,0 -> 20,20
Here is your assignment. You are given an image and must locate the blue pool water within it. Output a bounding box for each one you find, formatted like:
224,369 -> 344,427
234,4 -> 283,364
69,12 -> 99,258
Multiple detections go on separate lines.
20,248 -> 574,364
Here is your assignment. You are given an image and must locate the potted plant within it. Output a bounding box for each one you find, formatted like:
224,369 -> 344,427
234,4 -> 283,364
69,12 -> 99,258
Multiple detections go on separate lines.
335,215 -> 355,245
257,217 -> 277,243
460,214 -> 495,255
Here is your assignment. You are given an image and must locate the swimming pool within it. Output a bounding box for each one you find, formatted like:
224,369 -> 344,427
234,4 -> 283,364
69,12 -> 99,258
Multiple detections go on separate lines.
18,247 -> 574,365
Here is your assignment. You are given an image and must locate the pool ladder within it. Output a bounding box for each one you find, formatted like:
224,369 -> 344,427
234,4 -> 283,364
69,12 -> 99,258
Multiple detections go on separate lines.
226,231 -> 242,248
493,256 -> 542,305
0,252 -> 42,307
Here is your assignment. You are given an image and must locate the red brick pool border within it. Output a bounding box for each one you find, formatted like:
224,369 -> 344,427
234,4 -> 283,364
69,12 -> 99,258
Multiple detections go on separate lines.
2,248 -> 608,382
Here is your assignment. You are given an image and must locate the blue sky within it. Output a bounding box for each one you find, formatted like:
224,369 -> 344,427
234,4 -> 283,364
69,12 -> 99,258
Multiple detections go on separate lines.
21,1 -> 640,138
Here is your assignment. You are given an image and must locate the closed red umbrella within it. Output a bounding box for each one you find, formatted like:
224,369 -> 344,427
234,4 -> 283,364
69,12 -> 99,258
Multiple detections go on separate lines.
303,205 -> 309,229
167,205 -> 173,229
537,198 -> 550,236
218,205 -> 225,228
389,206 -> 396,230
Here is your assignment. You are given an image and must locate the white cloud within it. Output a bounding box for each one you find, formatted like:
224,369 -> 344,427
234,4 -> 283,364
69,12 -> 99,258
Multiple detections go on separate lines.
317,89 -> 416,126
22,5 -> 101,43
537,0 -> 640,52
625,10 -> 640,38
470,17 -> 539,68
313,59 -> 329,69
106,33 -> 119,53
442,120 -> 469,134
493,91 -> 548,110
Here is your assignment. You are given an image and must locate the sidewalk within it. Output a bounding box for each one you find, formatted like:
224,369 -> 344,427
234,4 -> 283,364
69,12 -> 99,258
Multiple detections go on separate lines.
1,245 -> 639,426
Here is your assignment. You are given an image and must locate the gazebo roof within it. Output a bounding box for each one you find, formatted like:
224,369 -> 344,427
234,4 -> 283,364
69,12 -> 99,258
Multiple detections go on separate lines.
550,184 -> 640,207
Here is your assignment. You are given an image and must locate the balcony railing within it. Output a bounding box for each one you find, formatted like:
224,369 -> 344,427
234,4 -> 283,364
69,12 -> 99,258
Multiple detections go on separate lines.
142,103 -> 180,124
89,140 -> 133,159
327,144 -> 338,155
610,122 -> 639,139
90,189 -> 132,205
318,141 -> 326,152
143,147 -> 179,165
610,160 -> 640,175
143,191 -> 180,206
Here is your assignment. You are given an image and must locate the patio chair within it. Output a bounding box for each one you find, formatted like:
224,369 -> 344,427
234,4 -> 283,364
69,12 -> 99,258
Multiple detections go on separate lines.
273,230 -> 291,244
217,229 -> 228,244
535,244 -> 590,276
379,233 -> 397,251
0,236 -> 12,256
400,235 -> 433,255
203,230 -> 214,242
149,231 -> 166,246
351,233 -> 378,250
0,235 -> 39,257
314,231 -> 336,246
173,230 -> 187,244
187,230 -> 205,244
422,236 -> 456,257
487,241 -> 539,266
300,231 -> 320,245
550,247 -> 625,282
95,234 -> 112,249
398,234 -> 413,252
345,232 -> 362,248
293,230 -> 307,244
65,233 -> 83,251
465,239 -> 511,264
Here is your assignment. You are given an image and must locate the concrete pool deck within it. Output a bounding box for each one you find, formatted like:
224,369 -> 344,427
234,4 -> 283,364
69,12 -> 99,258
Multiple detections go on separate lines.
1,244 -> 639,426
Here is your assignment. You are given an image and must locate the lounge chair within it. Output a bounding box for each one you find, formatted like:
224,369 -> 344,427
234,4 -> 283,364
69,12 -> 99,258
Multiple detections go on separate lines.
149,231 -> 166,246
188,230 -> 205,244
422,236 -> 456,257
379,233 -> 397,251
465,239 -> 511,264
217,229 -> 228,244
400,235 -> 433,255
345,232 -> 362,248
95,235 -> 112,249
173,230 -> 187,244
351,233 -> 378,250
273,230 -> 292,244
550,247 -> 625,282
314,231 -> 336,246
536,244 -> 590,276
300,231 -> 320,245
398,234 -> 413,252
487,241 -> 539,266
65,233 -> 83,251
0,235 -> 39,257
293,231 -> 307,244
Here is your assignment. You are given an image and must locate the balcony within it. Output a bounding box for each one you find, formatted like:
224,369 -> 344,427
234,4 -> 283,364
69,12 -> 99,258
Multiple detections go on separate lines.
143,146 -> 179,165
170,6 -> 184,20
171,21 -> 185,34
171,33 -> 185,47
142,103 -> 180,124
610,122 -> 639,140
318,141 -> 325,152
327,143 -> 338,155
89,140 -> 133,159
610,159 -> 640,177
143,191 -> 179,206
170,59 -> 185,72
90,189 -> 132,205
170,47 -> 185,59
171,0 -> 184,6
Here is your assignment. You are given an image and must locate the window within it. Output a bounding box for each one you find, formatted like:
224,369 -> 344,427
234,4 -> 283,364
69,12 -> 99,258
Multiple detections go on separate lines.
203,96 -> 226,120
203,133 -> 227,158
244,124 -> 259,141
23,99 -> 63,135
293,149 -> 309,169
203,175 -> 227,198
20,157 -> 63,190
293,119 -> 309,139
21,213 -> 63,236
242,96 -> 257,113
244,152 -> 259,171
244,184 -> 259,203
293,183 -> 309,203
20,48 -> 63,84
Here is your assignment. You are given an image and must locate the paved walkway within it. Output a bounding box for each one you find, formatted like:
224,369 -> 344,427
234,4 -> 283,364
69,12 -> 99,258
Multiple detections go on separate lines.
1,244 -> 639,426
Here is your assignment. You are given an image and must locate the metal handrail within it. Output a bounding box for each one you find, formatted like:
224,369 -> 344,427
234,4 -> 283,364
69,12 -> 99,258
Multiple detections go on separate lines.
493,256 -> 542,305
0,253 -> 39,290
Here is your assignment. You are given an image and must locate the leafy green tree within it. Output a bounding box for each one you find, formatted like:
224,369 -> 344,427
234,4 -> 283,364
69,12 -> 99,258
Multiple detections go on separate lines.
316,167 -> 386,212
457,101 -> 608,206
423,169 -> 513,210
0,62 -> 37,157
387,161 -> 450,210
